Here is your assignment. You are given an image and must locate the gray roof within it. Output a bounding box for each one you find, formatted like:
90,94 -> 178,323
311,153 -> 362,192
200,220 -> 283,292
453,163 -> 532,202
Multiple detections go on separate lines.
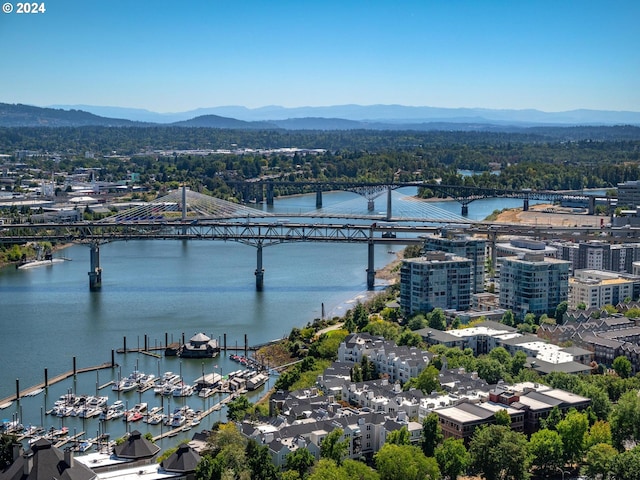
113,430 -> 161,459
161,443 -> 201,473
0,439 -> 96,480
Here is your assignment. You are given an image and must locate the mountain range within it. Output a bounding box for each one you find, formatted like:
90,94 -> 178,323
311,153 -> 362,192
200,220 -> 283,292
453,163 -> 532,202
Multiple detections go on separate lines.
2,102 -> 640,130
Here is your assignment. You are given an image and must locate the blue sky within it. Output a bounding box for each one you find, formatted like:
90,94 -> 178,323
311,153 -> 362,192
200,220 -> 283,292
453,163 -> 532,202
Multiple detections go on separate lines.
1,0 -> 639,113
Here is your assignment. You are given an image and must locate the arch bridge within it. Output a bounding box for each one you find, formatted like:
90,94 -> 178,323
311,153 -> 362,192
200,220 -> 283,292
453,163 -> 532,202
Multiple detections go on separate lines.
230,180 -> 600,216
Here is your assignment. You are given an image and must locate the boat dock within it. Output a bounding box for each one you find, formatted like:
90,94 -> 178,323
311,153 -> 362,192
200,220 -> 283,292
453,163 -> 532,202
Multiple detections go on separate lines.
0,361 -> 115,407
152,391 -> 239,442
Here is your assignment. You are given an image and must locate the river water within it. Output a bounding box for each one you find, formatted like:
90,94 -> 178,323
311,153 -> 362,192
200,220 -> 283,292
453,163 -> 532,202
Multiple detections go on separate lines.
0,189 -> 537,448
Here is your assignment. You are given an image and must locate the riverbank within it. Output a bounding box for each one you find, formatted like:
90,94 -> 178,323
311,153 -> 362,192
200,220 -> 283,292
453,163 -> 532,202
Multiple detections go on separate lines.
0,242 -> 73,270
489,203 -> 606,227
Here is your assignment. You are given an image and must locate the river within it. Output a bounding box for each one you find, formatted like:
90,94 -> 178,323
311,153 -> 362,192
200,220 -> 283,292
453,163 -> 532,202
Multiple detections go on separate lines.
0,189 -> 540,447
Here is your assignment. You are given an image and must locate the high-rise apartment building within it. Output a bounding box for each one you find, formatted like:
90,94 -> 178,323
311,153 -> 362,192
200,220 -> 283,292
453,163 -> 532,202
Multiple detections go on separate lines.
400,251 -> 472,316
421,234 -> 486,293
499,252 -> 570,319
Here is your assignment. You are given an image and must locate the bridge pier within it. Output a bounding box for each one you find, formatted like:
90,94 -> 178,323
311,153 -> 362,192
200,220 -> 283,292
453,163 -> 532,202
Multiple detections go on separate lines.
266,183 -> 274,206
316,189 -> 323,208
386,188 -> 392,220
588,196 -> 596,215
523,198 -> 529,211
88,243 -> 102,291
255,241 -> 264,291
461,204 -> 469,216
366,241 -> 375,290
368,199 -> 375,211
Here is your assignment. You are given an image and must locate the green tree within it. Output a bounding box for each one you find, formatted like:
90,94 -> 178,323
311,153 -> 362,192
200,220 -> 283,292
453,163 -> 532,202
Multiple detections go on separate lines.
555,301 -> 568,322
494,409 -> 511,426
351,364 -> 363,383
501,310 -> 515,327
407,314 -> 427,331
581,443 -> 618,480
397,330 -> 423,347
612,356 -> 632,379
0,434 -> 17,470
511,351 -> 527,377
476,357 -> 507,384
341,459 -> 380,480
557,410 -> 589,464
385,426 -> 410,445
609,446 -> 640,480
226,395 -> 251,422
284,447 -> 317,479
245,439 -> 279,480
375,444 -> 440,480
307,459 -> 347,480
469,425 -> 531,480
421,412 -> 444,457
361,355 -> 376,381
585,420 -> 612,449
539,405 -> 563,431
435,437 -> 469,480
428,309 -> 447,330
528,428 -> 564,477
610,389 -> 640,450
320,428 -> 349,466
405,365 -> 440,394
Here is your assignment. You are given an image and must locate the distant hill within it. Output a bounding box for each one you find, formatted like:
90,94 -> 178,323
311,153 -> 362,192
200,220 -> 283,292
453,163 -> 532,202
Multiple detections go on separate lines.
3,103 -> 640,140
170,114 -> 279,129
51,103 -> 640,126
0,103 -> 143,127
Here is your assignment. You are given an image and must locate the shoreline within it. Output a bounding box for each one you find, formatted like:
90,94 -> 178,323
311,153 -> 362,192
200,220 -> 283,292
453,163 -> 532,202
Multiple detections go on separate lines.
0,242 -> 74,270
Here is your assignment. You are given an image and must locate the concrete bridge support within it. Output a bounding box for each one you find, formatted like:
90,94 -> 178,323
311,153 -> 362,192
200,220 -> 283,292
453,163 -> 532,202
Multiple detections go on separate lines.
367,199 -> 375,211
386,188 -> 392,221
461,204 -> 469,216
316,189 -> 323,208
88,243 -> 102,291
255,241 -> 264,291
588,196 -> 596,215
523,198 -> 529,211
366,240 -> 375,290
266,183 -> 274,206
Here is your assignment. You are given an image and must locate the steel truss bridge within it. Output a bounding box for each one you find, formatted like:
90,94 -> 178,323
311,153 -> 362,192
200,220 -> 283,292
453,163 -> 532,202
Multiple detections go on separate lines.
0,187 -> 625,292
230,180 -> 601,216
2,217 -> 632,292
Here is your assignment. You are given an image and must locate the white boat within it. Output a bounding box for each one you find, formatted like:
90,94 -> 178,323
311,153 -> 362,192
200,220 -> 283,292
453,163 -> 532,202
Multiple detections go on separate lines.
86,395 -> 109,408
124,402 -> 147,422
17,258 -> 64,269
170,413 -> 186,427
172,383 -> 194,397
112,378 -> 138,392
198,387 -> 215,398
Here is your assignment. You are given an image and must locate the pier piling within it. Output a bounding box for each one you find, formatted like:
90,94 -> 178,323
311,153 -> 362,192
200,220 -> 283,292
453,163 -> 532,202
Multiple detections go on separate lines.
44,368 -> 48,388
15,379 -> 19,401
88,243 -> 102,291
366,240 -> 375,290
73,357 -> 77,376
255,241 -> 264,291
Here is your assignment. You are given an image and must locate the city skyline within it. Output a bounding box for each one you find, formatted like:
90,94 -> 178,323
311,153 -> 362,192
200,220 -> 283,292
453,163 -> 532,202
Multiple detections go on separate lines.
1,0 -> 639,113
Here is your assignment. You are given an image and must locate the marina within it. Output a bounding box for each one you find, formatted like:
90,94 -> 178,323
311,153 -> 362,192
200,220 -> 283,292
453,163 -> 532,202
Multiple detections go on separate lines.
0,191 -> 535,450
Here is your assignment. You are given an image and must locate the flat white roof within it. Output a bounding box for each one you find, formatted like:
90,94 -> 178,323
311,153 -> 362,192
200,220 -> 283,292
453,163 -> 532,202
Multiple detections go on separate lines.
436,405 -> 483,423
517,341 -> 574,364
447,327 -> 515,338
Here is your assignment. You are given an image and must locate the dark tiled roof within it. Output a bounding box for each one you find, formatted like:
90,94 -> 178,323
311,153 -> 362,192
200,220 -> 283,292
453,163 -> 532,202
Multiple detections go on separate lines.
0,439 -> 96,480
113,430 -> 160,459
161,443 -> 201,473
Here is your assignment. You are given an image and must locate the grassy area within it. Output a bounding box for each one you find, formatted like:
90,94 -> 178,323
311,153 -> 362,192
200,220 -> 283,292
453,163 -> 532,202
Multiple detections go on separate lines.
288,359 -> 332,391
